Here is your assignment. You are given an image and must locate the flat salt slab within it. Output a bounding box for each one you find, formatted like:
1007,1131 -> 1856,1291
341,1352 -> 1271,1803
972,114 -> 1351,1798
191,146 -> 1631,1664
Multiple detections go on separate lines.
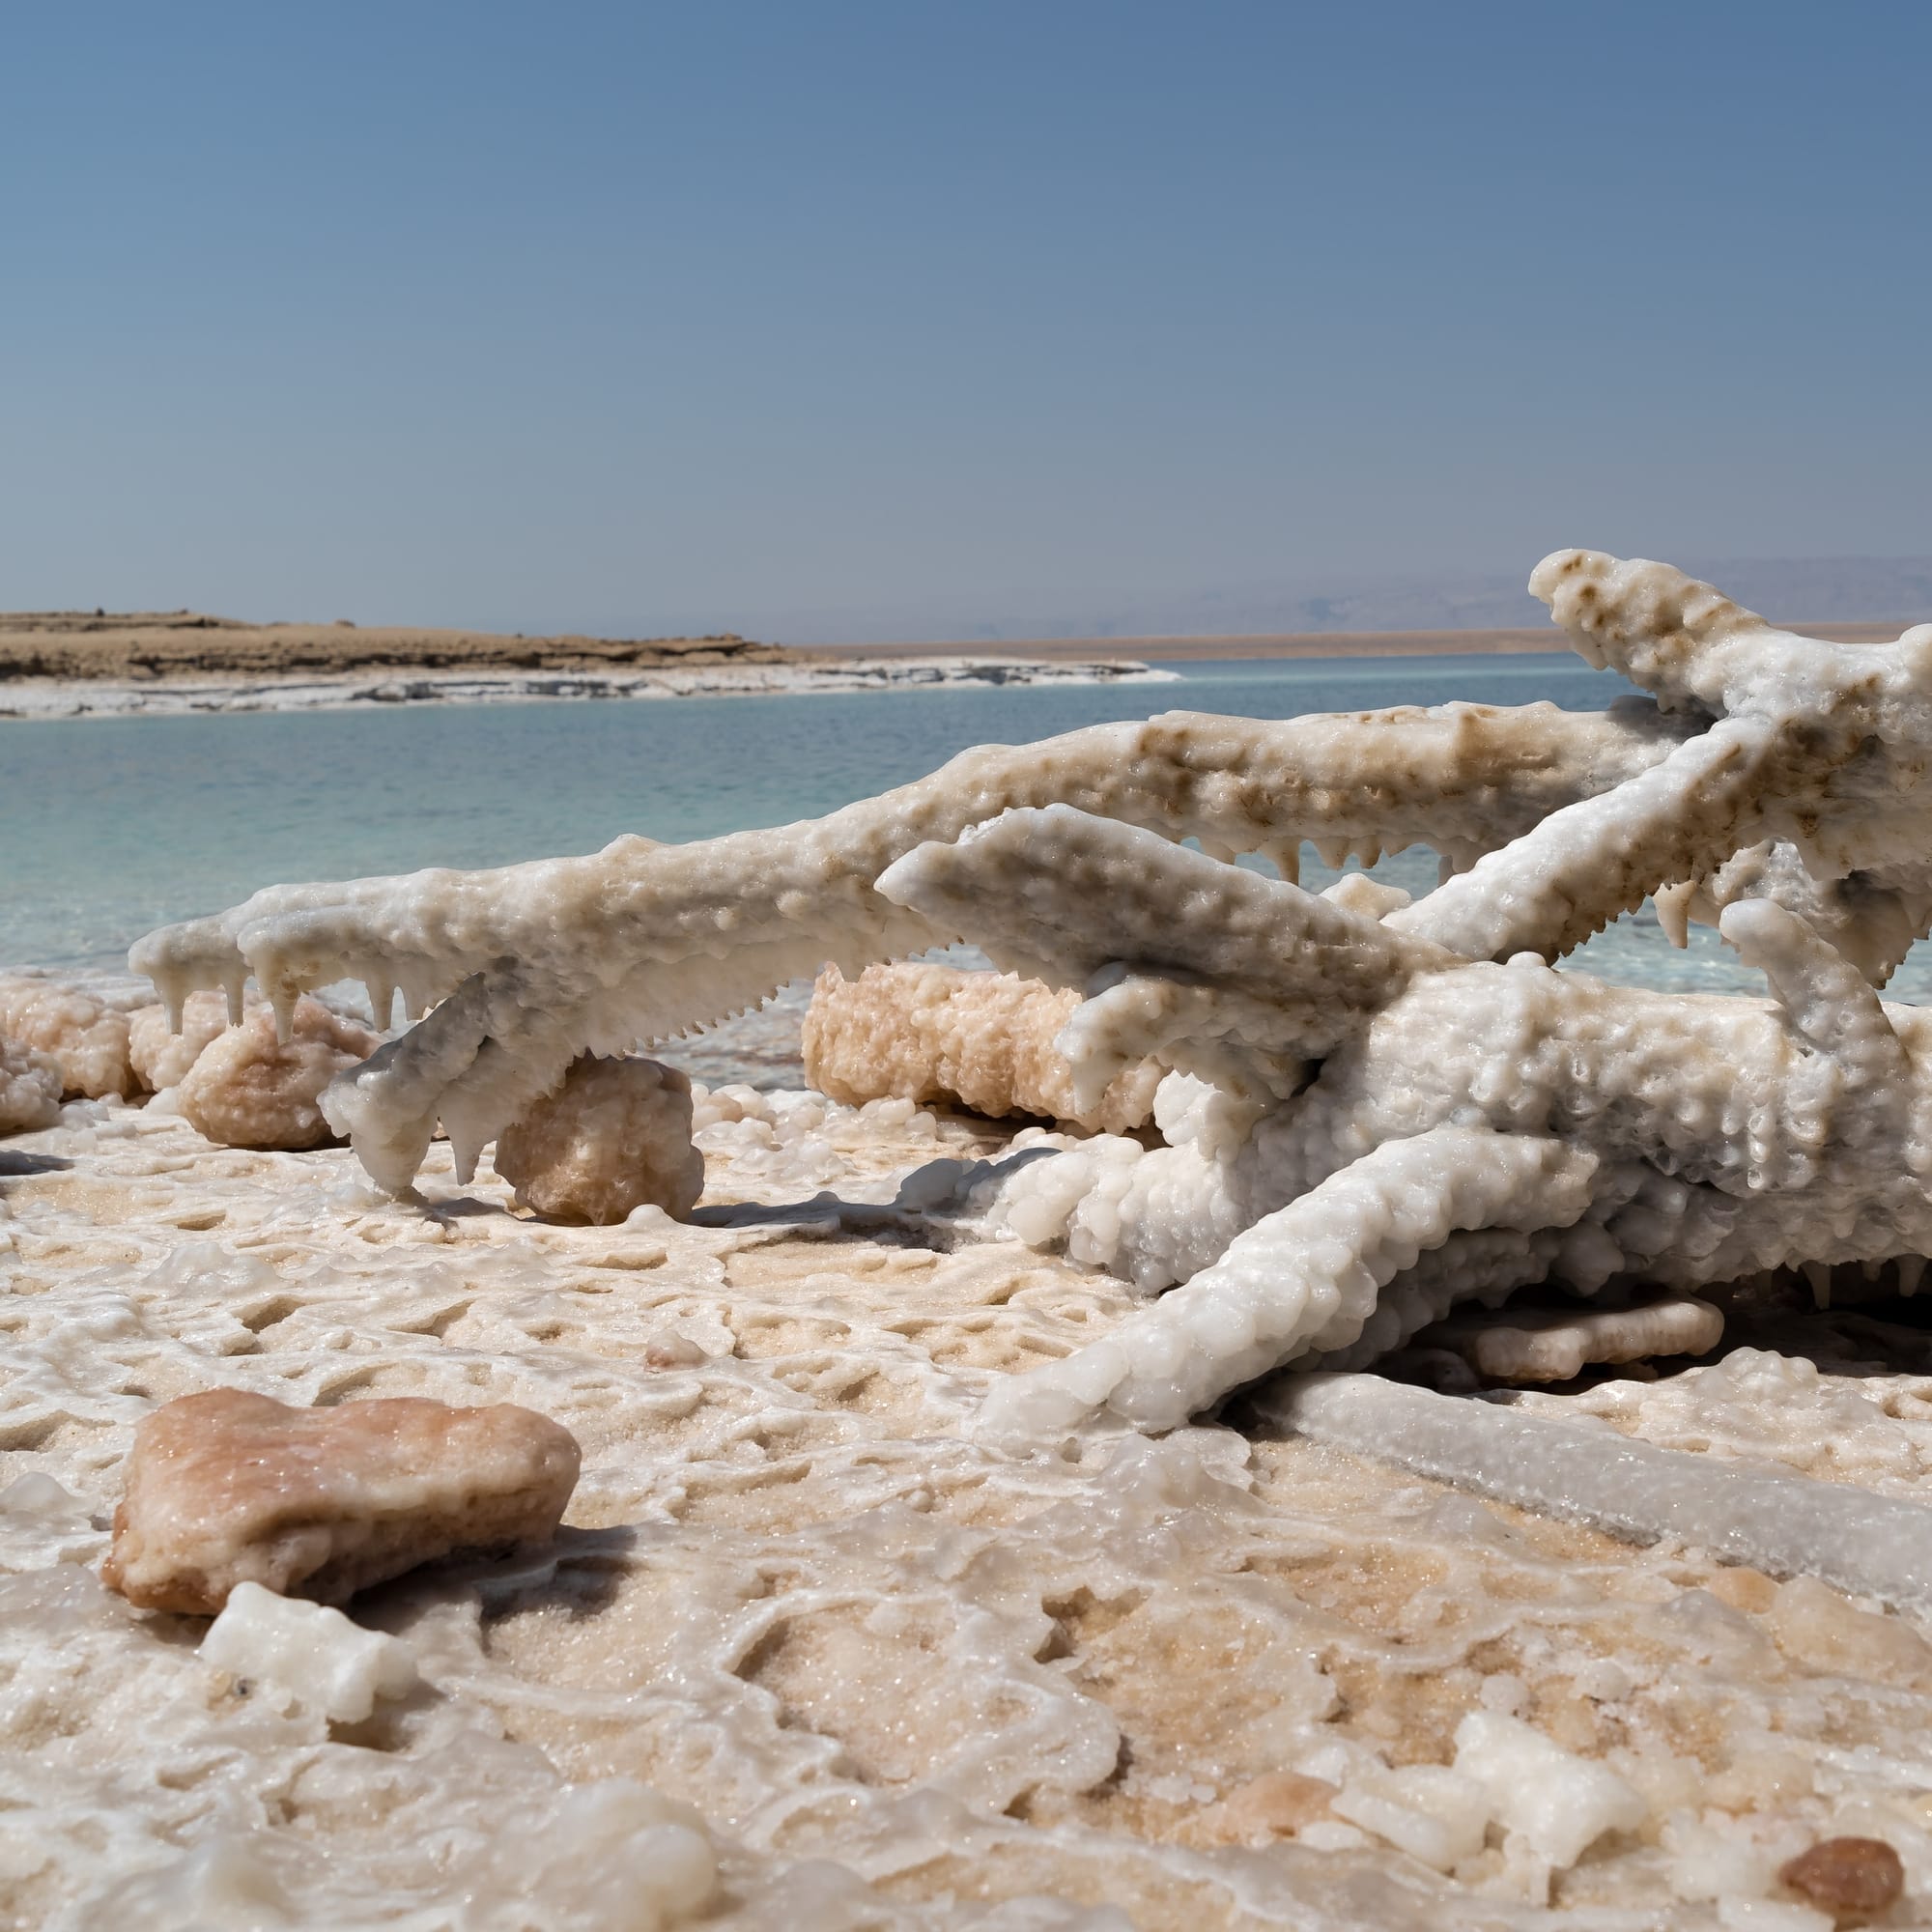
103,1388 -> 582,1612
200,1581 -> 418,1722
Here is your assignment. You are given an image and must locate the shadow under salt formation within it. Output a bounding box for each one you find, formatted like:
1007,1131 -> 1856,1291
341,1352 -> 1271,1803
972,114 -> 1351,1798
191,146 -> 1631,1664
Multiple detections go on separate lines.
0,1149 -> 71,1179
688,1144 -> 1062,1236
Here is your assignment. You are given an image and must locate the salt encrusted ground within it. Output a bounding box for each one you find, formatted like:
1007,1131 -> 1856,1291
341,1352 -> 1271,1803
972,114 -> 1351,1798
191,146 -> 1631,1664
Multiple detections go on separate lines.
7,1095 -> 1932,1927
0,658 -> 1173,721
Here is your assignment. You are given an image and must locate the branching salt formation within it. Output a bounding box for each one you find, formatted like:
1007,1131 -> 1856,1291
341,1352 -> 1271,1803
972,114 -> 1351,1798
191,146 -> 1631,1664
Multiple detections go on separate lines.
130,554 -> 1932,1507
131,691 -> 1692,1189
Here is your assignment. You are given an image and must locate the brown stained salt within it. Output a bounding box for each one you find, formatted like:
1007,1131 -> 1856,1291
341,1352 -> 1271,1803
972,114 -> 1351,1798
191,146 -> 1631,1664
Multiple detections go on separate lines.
103,1387 -> 581,1612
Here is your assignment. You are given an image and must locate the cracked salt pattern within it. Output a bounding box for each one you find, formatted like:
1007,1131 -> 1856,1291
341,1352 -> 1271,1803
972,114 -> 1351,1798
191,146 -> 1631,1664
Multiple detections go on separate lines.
9,1098 -> 1932,1926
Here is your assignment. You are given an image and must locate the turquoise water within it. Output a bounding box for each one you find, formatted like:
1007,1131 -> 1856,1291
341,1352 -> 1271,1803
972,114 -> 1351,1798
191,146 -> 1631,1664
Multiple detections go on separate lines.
6,653 -> 1928,1009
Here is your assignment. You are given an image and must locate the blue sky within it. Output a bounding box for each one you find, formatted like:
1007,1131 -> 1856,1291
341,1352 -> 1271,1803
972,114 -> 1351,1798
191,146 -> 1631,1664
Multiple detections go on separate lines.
3,3 -> 1927,639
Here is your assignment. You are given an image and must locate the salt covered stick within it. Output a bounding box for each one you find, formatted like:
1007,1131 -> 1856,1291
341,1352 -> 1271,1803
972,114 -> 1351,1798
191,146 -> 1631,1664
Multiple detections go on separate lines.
1263,1373 -> 1932,1618
975,1128 -> 1597,1436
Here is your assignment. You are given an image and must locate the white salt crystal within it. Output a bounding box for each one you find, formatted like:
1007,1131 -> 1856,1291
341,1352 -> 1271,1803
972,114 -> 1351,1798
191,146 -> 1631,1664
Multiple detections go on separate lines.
200,1581 -> 419,1723
1453,1711 -> 1645,1870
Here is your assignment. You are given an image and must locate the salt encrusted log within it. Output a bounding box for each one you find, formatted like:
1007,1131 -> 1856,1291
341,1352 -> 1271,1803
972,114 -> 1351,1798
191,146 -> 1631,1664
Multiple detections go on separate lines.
129,689 -> 1693,1193
0,1037 -> 64,1134
121,554 -> 1932,1460
494,1053 -> 703,1224
0,975 -> 135,1099
176,998 -> 380,1151
103,1388 -> 582,1613
801,960 -> 1162,1134
1262,1373 -> 1932,1617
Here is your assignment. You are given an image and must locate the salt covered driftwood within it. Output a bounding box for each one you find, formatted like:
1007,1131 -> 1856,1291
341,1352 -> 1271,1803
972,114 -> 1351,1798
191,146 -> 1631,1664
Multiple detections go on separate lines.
104,1389 -> 582,1611
129,554 -> 1932,1472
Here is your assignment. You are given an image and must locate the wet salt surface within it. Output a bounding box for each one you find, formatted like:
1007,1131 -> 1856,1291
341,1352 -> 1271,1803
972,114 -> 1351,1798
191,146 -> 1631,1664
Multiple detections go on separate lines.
10,1095 -> 1932,1924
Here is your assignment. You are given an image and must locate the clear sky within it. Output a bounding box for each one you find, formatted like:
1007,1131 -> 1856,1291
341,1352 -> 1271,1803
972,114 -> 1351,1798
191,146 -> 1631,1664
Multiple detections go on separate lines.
4,3 -> 1927,639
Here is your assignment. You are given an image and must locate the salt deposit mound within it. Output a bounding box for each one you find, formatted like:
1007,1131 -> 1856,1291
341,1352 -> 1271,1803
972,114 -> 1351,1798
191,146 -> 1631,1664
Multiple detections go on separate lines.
0,1035 -> 63,1133
177,997 -> 380,1150
0,974 -> 134,1098
128,987 -> 249,1092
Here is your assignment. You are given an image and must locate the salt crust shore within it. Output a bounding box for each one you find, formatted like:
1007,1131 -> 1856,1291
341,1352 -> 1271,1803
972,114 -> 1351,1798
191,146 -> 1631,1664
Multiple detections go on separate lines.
9,1090 -> 1932,1925
0,659 -> 1174,721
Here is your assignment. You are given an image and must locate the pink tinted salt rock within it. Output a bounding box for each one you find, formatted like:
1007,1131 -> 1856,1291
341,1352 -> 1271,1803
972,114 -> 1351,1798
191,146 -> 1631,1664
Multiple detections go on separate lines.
103,1387 -> 582,1613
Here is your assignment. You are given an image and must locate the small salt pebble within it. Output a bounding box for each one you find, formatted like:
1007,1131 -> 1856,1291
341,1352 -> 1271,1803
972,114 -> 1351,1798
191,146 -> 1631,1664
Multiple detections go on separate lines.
1478,1671 -> 1527,1715
201,1582 -> 419,1723
0,1472 -> 82,1519
1778,1837 -> 1905,1923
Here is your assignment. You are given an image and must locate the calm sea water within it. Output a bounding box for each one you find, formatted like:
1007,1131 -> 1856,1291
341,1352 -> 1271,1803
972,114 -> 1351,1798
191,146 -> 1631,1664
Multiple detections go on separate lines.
8,654 -> 1928,1022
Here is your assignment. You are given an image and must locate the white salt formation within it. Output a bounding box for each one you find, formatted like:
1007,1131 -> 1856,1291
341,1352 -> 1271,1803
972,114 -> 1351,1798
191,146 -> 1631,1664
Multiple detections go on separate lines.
124,552 -> 1932,1566
1437,1293 -> 1725,1382
802,959 -> 1162,1132
493,1051 -> 703,1223
176,996 -> 380,1150
103,1387 -> 582,1610
200,1580 -> 420,1722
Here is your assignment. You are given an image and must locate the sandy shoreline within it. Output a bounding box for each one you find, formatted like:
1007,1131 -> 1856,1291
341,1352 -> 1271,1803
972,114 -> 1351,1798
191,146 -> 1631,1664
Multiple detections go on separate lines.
0,609 -> 1174,718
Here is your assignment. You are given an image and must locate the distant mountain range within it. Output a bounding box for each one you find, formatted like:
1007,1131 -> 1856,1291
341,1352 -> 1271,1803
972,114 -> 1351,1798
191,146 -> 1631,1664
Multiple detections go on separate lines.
768,556 -> 1932,646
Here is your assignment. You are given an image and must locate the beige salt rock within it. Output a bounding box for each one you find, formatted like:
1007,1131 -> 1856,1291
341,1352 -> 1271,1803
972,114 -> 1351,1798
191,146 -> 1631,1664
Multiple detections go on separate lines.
1441,1294 -> 1725,1383
494,1053 -> 703,1225
102,1388 -> 582,1612
0,975 -> 134,1098
128,988 -> 252,1093
176,998 -> 379,1150
802,960 -> 1163,1134
0,1037 -> 63,1134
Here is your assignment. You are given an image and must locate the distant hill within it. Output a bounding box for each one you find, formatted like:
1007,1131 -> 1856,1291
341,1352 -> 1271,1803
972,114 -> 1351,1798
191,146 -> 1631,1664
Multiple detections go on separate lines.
769,556 -> 1932,647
